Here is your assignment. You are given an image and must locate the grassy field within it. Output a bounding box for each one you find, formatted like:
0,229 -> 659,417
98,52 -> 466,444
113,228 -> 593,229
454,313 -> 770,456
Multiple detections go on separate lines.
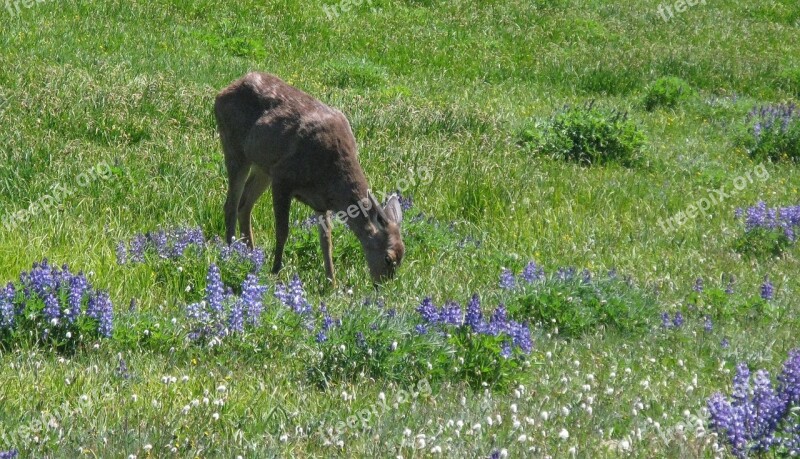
1,0 -> 800,457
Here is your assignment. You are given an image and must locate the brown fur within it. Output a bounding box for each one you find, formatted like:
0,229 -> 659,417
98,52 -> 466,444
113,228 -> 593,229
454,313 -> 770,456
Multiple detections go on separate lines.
214,72 -> 404,284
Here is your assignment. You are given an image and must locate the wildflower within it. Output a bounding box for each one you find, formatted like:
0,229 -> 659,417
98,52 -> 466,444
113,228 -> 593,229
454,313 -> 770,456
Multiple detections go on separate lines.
726,274 -> 735,295
117,357 -> 130,379
721,338 -> 730,349
693,278 -> 703,294
672,312 -> 684,328
416,297 -> 439,323
439,301 -> 463,326
558,428 -> 570,440
704,316 -> 713,332
499,268 -> 516,290
520,261 -> 545,283
465,294 -> 484,332
660,312 -> 671,329
241,274 -> 267,325
761,275 -> 774,301
116,241 -> 127,265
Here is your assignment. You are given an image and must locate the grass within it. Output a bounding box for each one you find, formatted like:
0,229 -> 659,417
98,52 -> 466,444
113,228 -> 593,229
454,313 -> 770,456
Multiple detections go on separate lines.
1,0 -> 800,456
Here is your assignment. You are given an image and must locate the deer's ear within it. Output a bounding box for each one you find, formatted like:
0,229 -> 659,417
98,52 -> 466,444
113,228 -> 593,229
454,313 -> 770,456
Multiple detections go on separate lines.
368,192 -> 389,228
384,195 -> 403,224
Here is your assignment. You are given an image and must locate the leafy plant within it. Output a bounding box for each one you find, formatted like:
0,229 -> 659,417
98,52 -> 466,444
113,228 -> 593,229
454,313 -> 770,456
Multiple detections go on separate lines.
740,104 -> 800,162
520,102 -> 646,166
733,202 -> 799,258
643,76 -> 696,111
501,263 -> 655,337
0,260 -> 113,352
308,302 -> 433,388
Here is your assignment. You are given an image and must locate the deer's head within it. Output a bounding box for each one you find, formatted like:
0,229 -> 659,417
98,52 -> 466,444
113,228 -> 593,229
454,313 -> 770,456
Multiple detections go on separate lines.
362,193 -> 405,283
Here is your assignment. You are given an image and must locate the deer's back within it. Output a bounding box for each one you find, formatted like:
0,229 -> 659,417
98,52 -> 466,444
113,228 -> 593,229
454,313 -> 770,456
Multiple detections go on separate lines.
214,72 -> 358,178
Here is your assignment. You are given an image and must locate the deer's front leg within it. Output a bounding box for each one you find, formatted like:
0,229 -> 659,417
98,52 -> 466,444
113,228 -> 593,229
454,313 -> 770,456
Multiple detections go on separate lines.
317,211 -> 335,286
271,186 -> 292,274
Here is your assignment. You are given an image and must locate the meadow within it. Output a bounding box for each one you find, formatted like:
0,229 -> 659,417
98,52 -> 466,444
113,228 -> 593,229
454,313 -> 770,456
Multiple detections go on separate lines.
1,0 -> 800,457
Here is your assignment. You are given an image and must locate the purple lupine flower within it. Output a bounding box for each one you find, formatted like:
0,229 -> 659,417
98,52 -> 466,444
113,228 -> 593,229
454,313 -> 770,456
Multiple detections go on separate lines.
704,316 -> 713,332
761,275 -> 774,301
0,449 -> 19,459
722,338 -> 731,349
274,274 -> 312,315
228,297 -> 244,333
778,349 -> 800,405
500,342 -> 512,359
66,273 -> 87,323
661,312 -> 671,329
464,294 -> 484,332
315,331 -> 327,343
355,332 -> 366,348
43,293 -> 61,322
117,357 -> 130,379
415,324 -> 427,335
499,268 -> 516,290
751,370 -> 785,450
726,275 -> 735,295
87,291 -> 113,337
520,261 -> 545,283
506,320 -> 533,354
416,297 -> 439,323
116,241 -> 127,265
581,268 -> 592,284
205,264 -> 225,314
241,274 -> 267,325
483,305 -> 508,336
129,234 -> 146,263
556,267 -> 576,282
0,283 -> 15,329
672,312 -> 684,328
440,301 -> 463,326
693,278 -> 704,294
707,392 -> 746,456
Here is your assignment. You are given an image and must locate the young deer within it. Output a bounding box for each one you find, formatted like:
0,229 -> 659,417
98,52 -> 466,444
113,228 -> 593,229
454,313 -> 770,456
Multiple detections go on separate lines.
214,72 -> 404,284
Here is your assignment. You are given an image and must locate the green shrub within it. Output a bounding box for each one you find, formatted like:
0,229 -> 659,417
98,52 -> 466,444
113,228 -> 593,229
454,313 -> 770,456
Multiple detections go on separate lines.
643,77 -> 695,111
502,265 -> 655,338
520,103 -> 646,166
733,227 -> 792,258
307,304 -> 434,388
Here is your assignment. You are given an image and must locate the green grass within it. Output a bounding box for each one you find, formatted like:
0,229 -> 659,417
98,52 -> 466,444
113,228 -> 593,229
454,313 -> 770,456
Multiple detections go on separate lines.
1,0 -> 800,456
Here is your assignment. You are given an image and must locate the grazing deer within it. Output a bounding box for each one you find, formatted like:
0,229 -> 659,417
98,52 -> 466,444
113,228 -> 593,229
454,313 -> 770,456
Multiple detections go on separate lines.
214,72 -> 404,284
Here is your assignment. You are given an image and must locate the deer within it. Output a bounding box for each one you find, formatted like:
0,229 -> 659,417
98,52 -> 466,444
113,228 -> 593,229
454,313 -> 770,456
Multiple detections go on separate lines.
214,72 -> 405,285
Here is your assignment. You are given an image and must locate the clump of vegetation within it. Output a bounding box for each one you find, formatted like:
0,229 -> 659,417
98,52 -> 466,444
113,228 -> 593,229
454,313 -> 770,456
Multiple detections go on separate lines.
500,262 -> 655,338
520,102 -> 646,166
643,76 -> 696,111
741,104 -> 800,162
733,201 -> 800,258
777,68 -> 800,98
0,260 -> 113,352
671,275 -> 778,326
116,227 -> 265,300
707,350 -> 800,458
